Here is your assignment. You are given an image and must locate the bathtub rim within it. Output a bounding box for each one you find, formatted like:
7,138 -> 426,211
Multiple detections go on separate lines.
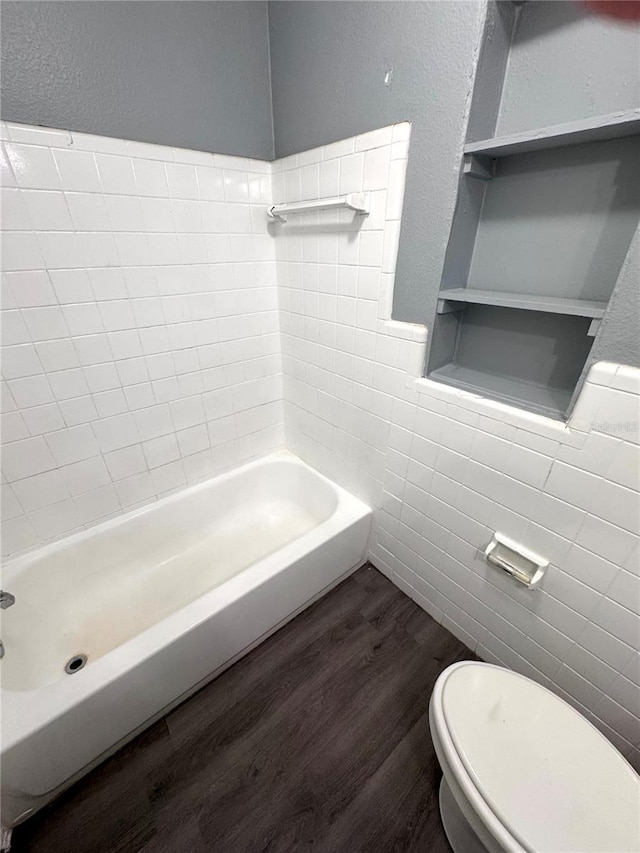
1,449 -> 371,752
2,448 -> 335,576
4,554 -> 368,830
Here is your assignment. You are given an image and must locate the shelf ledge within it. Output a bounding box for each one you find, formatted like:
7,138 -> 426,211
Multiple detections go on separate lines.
464,109 -> 640,160
429,363 -> 571,420
437,288 -> 608,319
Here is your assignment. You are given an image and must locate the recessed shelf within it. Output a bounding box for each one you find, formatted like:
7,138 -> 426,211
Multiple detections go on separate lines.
464,109 -> 640,159
430,363 -> 572,420
437,288 -> 608,319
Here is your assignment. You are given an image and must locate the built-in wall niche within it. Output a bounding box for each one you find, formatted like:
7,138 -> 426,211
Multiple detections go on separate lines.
428,110 -> 640,420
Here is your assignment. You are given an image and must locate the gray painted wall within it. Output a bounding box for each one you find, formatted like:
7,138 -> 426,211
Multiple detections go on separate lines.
589,224 -> 640,372
268,1 -> 486,325
0,1 -> 274,159
2,0 -> 638,370
497,1 -> 640,135
269,1 -> 640,371
468,138 -> 640,302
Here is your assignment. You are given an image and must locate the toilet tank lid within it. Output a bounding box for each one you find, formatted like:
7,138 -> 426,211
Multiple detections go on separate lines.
440,662 -> 640,853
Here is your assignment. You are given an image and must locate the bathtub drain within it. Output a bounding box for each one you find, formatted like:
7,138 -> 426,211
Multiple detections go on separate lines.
64,654 -> 87,674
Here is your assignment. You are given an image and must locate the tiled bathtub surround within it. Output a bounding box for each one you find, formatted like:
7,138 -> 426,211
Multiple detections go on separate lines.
275,124 -> 640,768
2,121 -> 639,769
1,123 -> 282,556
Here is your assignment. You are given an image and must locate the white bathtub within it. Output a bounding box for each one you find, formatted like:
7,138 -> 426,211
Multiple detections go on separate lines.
0,451 -> 371,828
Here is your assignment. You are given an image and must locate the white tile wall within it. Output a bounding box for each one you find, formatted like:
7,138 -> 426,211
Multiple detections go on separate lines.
1,122 -> 283,556
2,120 -> 639,768
274,122 -> 640,768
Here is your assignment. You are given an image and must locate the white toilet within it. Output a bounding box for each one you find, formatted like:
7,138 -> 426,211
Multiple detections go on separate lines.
429,661 -> 640,853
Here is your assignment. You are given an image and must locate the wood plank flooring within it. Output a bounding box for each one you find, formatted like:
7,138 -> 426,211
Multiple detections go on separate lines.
11,564 -> 474,853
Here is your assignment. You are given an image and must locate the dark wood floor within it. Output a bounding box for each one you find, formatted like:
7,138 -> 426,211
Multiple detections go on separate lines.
12,564 -> 474,853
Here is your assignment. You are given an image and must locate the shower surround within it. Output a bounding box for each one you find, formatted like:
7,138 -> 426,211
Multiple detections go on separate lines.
1,120 -> 639,769
1,122 -> 282,558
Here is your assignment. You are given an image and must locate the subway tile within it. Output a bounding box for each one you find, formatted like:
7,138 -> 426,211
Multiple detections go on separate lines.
5,143 -> 63,190
108,329 -> 144,360
45,425 -> 100,466
606,569 -> 640,616
74,333 -> 113,366
79,232 -> 120,268
544,461 -> 600,511
132,158 -> 170,197
177,424 -> 210,457
1,435 -> 57,481
0,142 -> 16,186
98,299 -> 137,332
606,441 -> 640,491
22,305 -> 69,342
2,231 -> 45,271
93,388 -> 128,418
3,123 -> 638,760
150,459 -> 186,494
589,479 -> 640,534
37,232 -> 84,269
89,267 -> 129,301
506,443 -> 553,489
60,303 -> 104,337
104,193 -> 144,231
47,368 -> 90,401
607,674 -> 640,717
92,413 -> 139,453
21,402 -> 65,436
590,597 -> 639,649
562,544 -> 619,594
83,363 -> 120,393
166,162 -> 199,199
614,365 -> 640,396
1,344 -> 43,379
123,382 -> 155,411
59,395 -> 99,426
2,187 -> 32,230
363,146 -> 391,191
59,456 -> 111,496
338,153 -> 364,195
576,514 -> 637,565
114,471 -> 156,508
22,190 -> 73,231
142,433 -> 180,469
1,410 -> 29,443
49,268 -> 95,304
7,124 -> 71,147
74,484 -> 121,525
29,499 -> 81,540
556,430 -> 618,476
104,445 -> 147,481
1,483 -> 24,521
323,137 -> 355,161
578,621 -> 635,673
5,270 -> 55,307
532,493 -> 586,540
1,516 -> 38,556
555,664 -> 608,712
592,388 -> 640,443
52,149 -> 102,193
7,375 -> 54,408
12,469 -> 69,512
94,153 -> 137,194
355,126 -> 394,152
1,309 -> 29,346
592,694 -> 640,747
